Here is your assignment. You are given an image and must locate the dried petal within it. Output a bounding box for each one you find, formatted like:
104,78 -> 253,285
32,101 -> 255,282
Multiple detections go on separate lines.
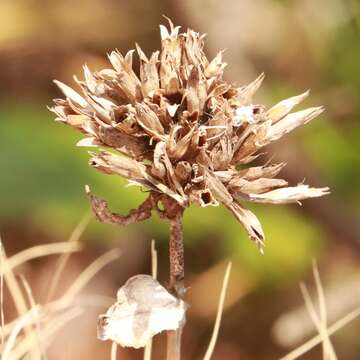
168,126 -> 196,160
89,152 -> 146,179
242,185 -> 330,204
137,44 -> 160,97
151,141 -> 166,178
66,114 -> 91,129
109,51 -> 142,102
135,103 -> 165,139
236,163 -> 286,181
205,51 -> 227,78
267,90 -> 310,123
227,202 -> 265,251
53,80 -> 87,108
205,170 -> 233,206
236,73 -> 265,105
229,178 -> 288,194
267,106 -> 324,142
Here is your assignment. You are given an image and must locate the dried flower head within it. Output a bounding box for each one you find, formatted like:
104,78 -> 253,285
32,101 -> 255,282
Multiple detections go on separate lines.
50,19 -> 329,252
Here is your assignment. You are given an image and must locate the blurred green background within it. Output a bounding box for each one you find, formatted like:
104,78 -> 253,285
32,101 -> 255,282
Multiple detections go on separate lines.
1,0 -> 360,359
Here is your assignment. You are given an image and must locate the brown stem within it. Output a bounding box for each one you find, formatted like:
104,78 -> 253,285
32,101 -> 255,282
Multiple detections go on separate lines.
169,212 -> 185,296
167,210 -> 185,360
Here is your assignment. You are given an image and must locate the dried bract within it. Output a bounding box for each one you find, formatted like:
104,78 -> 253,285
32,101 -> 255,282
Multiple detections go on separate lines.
51,19 -> 329,251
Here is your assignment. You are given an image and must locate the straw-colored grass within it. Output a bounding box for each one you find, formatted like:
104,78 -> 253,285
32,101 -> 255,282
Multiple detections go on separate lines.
203,262 -> 232,360
5,242 -> 82,274
0,215 -> 120,360
1,236 -> 40,360
2,217 -> 360,360
46,212 -> 91,302
280,261 -> 360,360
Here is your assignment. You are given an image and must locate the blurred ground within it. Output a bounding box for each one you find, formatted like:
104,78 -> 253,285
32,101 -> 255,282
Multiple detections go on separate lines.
1,0 -> 360,359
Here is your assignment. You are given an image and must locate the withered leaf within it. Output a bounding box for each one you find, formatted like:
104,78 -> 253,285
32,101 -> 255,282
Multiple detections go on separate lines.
98,275 -> 186,348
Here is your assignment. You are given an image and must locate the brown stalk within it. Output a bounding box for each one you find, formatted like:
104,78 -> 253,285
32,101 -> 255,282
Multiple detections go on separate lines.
151,195 -> 185,360
168,212 -> 184,296
167,210 -> 185,360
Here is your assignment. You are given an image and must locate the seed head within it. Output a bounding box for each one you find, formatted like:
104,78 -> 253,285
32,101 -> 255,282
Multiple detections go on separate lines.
50,19 -> 329,252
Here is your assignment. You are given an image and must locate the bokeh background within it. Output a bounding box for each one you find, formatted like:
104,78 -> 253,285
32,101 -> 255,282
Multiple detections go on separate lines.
1,0 -> 360,359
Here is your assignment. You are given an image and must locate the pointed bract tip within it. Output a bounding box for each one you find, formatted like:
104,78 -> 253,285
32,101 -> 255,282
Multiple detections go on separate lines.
159,24 -> 170,40
162,15 -> 175,29
53,79 -> 87,107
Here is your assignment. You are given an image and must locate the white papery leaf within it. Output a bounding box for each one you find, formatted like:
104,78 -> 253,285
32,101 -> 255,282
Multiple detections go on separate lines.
97,275 -> 186,349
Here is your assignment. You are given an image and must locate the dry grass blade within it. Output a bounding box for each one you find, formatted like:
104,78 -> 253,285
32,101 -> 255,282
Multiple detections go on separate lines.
1,229 -> 120,359
62,248 -> 121,303
312,261 -> 337,360
203,262 -> 232,360
2,306 -> 40,360
143,240 -> 158,360
10,307 -> 84,360
313,261 -> 326,331
2,292 -> 113,340
1,238 -> 40,360
300,283 -> 336,360
6,242 -> 83,273
46,212 -> 91,302
2,252 -> 117,340
20,275 -> 46,360
280,306 -> 360,360
111,342 -> 118,360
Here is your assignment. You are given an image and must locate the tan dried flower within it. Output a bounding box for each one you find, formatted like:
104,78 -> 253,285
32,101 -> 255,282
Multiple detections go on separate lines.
50,19 -> 329,252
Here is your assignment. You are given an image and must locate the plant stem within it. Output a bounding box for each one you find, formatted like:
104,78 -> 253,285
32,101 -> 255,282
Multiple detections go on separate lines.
167,211 -> 185,360
169,212 -> 184,296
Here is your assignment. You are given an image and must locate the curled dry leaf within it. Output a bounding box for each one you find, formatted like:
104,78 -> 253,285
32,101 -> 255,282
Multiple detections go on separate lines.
51,19 -> 329,251
98,275 -> 186,348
